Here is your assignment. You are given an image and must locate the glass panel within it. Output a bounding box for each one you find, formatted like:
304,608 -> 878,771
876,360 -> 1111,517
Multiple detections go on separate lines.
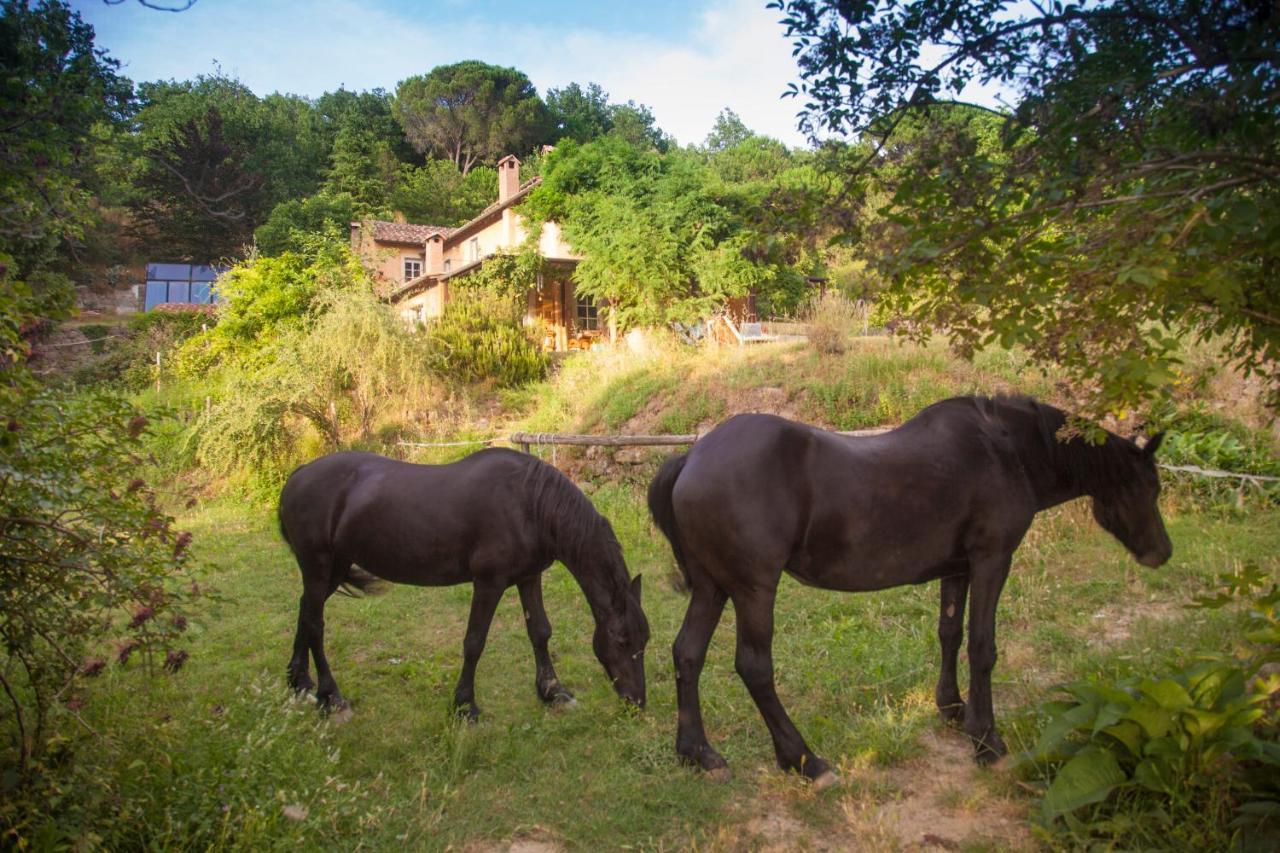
167,283 -> 190,303
190,265 -> 219,282
191,283 -> 212,303
148,263 -> 190,281
144,282 -> 168,310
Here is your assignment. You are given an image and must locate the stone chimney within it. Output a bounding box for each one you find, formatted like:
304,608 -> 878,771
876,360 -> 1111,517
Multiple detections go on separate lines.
424,232 -> 444,274
497,155 -> 521,203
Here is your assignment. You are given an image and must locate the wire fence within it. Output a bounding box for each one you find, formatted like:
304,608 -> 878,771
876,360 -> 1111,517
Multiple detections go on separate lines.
397,429 -> 1277,484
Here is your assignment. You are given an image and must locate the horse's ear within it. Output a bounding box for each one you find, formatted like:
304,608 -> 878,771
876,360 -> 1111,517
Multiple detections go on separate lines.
630,574 -> 642,602
1144,432 -> 1165,458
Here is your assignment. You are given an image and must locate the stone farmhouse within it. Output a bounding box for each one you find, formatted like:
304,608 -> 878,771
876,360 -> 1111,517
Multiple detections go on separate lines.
350,155 -> 605,351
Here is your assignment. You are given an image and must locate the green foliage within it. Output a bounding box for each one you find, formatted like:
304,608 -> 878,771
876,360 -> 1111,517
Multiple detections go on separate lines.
546,81 -> 613,143
525,138 -> 815,328
703,108 -> 753,152
1023,565 -> 1280,847
0,388 -> 198,776
390,160 -> 496,226
423,288 -> 547,387
179,237 -> 372,368
0,0 -> 128,327
130,75 -> 329,258
176,244 -> 428,493
393,61 -> 552,174
1,676 -> 386,850
776,0 -> 1280,416
254,190 -> 358,257
323,125 -> 398,215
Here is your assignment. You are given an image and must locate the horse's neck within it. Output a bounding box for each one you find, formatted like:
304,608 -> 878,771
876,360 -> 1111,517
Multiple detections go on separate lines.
1005,408 -> 1090,510
561,543 -> 626,621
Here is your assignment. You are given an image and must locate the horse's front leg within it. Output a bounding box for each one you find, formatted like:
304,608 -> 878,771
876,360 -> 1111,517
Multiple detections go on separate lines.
673,582 -> 728,777
453,581 -> 504,722
936,572 -> 970,724
732,587 -> 837,787
963,553 -> 1012,764
517,575 -> 574,705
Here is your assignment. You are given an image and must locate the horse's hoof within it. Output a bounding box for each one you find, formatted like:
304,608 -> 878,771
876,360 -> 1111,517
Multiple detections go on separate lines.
938,703 -> 966,726
811,770 -> 841,791
550,692 -> 578,709
327,705 -> 353,725
706,766 -> 732,783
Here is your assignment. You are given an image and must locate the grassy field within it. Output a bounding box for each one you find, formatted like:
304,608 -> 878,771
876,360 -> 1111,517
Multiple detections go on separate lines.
26,338 -> 1279,850
60,477 -> 1278,850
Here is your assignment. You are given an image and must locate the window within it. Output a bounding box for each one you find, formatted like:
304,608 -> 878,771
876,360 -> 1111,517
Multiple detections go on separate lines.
403,257 -> 422,281
468,238 -> 480,262
443,259 -> 452,272
575,294 -> 600,332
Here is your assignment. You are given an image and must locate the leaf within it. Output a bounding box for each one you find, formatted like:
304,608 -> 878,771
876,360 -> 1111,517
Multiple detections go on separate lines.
1033,701 -> 1100,758
1041,747 -> 1128,818
1139,678 -> 1194,711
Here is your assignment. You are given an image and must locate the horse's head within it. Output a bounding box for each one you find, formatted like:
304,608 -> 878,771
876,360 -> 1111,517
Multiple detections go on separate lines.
1091,433 -> 1172,568
593,574 -> 649,708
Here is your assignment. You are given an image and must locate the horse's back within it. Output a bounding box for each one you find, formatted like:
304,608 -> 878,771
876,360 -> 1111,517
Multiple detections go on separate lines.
279,449 -> 546,585
670,404 -> 1037,591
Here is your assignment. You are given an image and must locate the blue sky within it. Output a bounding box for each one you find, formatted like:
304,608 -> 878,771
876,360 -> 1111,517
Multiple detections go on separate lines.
72,0 -> 820,147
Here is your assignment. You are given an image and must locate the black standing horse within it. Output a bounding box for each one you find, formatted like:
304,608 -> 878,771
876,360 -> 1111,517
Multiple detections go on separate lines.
279,448 -> 649,719
648,395 -> 1171,786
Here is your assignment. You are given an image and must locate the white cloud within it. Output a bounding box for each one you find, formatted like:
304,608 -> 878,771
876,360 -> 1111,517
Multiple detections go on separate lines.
82,0 -> 813,146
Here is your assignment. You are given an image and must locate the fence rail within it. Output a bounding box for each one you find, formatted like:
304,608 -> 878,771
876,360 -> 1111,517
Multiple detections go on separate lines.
402,428 -> 1277,485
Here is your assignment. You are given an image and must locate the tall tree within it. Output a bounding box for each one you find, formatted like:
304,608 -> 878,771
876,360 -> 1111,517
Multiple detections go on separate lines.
131,75 -> 329,259
703,107 -> 753,152
393,61 -> 552,174
775,0 -> 1280,415
546,82 -> 613,143
0,0 -> 131,324
607,100 -> 673,152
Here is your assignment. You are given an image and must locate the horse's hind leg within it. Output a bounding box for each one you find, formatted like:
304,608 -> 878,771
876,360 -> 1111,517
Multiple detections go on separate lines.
673,582 -> 728,777
453,581 -> 503,722
288,611 -> 316,693
292,551 -> 349,713
936,573 -> 970,724
732,587 -> 835,786
517,576 -> 574,705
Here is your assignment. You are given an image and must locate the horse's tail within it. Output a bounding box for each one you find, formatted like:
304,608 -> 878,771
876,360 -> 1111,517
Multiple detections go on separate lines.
647,453 -> 691,593
338,565 -> 390,598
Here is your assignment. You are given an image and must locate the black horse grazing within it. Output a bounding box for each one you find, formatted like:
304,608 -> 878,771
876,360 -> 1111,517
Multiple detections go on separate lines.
648,395 -> 1171,786
279,448 -> 649,719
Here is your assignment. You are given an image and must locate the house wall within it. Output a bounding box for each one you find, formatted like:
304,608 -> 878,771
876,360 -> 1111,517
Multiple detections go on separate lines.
353,228 -> 425,287
398,282 -> 446,324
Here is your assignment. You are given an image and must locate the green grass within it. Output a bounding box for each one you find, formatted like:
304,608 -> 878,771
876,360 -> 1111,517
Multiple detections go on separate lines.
15,337 -> 1279,850
28,484 -> 1279,850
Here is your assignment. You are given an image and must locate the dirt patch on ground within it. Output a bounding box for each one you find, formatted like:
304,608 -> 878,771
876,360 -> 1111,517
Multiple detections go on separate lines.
855,729 -> 1034,851
467,828 -> 563,853
1083,598 -> 1185,648
703,729 -> 1033,852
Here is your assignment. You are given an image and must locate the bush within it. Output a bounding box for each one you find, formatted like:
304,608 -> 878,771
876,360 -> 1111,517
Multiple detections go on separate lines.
1022,566 -> 1280,849
0,389 -> 199,778
194,286 -> 435,493
79,311 -> 210,390
424,288 -> 547,387
803,291 -> 868,355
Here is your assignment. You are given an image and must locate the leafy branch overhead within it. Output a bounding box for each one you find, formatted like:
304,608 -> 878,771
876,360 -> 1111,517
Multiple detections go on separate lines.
774,0 -> 1280,416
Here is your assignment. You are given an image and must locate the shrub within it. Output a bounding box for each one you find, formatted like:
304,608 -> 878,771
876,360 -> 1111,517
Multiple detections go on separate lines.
0,389 -> 199,778
424,288 -> 547,387
1022,565 -> 1280,849
194,285 -> 434,493
803,290 -> 867,356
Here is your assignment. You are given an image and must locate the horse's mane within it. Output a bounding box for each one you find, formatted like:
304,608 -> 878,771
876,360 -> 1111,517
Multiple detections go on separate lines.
983,395 -> 1140,496
522,458 -> 630,595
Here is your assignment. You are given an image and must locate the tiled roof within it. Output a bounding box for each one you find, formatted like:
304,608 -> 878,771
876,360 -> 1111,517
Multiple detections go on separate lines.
369,221 -> 453,244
